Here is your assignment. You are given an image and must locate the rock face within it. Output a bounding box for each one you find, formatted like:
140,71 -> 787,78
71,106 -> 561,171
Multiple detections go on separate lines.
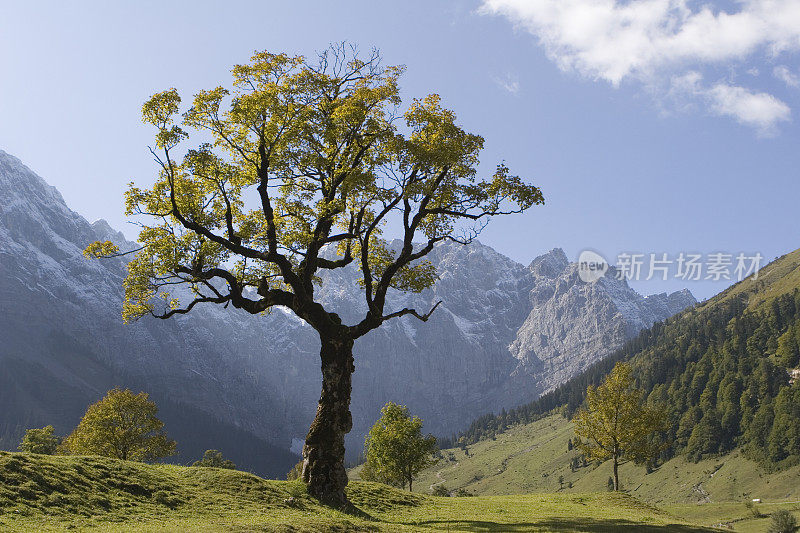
0,150 -> 695,467
509,249 -> 696,394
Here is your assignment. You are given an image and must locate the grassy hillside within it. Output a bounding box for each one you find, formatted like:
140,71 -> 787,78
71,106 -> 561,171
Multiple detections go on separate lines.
403,414 -> 800,531
0,451 -> 718,532
707,247 -> 800,312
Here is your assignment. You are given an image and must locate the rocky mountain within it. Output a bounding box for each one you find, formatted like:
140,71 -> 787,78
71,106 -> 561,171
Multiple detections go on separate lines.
0,150 -> 695,469
509,249 -> 695,394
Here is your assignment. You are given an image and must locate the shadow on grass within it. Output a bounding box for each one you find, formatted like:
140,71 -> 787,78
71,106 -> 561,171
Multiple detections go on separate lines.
339,501 -> 377,521
412,518 -> 715,532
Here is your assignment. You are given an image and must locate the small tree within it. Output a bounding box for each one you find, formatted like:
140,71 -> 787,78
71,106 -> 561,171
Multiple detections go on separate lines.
361,402 -> 437,491
18,426 -> 60,455
192,449 -> 236,469
62,388 -> 176,461
745,500 -> 763,518
573,363 -> 665,491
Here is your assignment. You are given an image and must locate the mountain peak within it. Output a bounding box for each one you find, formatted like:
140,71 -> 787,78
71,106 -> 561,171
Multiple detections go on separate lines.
0,149 -> 72,219
529,248 -> 569,278
0,150 -> 112,262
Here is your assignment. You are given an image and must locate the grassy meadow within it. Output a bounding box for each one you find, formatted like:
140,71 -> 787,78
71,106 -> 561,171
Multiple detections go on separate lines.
3,412 -> 800,531
390,414 -> 800,531
0,450 -> 718,532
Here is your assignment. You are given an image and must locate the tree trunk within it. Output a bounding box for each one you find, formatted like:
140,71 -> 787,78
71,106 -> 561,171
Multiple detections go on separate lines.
302,334 -> 355,507
612,451 -> 619,491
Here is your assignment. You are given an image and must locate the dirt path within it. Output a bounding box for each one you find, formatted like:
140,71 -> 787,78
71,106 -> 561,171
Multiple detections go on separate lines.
690,463 -> 725,504
429,462 -> 458,491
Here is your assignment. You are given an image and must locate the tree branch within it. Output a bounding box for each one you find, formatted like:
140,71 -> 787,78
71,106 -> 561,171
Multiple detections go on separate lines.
380,300 -> 442,324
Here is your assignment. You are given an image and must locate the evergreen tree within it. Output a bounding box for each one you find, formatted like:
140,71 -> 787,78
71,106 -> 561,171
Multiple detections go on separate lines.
776,321 -> 800,367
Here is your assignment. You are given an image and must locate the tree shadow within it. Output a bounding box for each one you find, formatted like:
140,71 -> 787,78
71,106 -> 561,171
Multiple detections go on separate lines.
338,501 -> 377,521
412,518 -> 716,532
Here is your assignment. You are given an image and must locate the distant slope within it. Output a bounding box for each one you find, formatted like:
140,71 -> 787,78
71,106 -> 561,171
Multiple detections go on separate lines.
0,345 -> 299,478
445,246 -> 800,472
706,248 -> 800,312
406,414 -> 800,531
413,415 -> 800,503
0,451 -> 716,532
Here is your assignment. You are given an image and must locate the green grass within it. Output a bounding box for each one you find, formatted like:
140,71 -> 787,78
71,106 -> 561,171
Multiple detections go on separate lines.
0,451 -> 714,532
396,414 -> 800,531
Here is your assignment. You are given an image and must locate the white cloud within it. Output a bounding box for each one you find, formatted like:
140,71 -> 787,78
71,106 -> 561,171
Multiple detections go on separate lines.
493,73 -> 521,94
706,83 -> 791,134
774,65 -> 800,87
480,0 -> 800,133
669,71 -> 791,135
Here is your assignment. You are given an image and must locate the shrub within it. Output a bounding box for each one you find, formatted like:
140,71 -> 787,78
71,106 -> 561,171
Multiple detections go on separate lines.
286,481 -> 307,500
745,500 -> 763,518
768,509 -> 797,533
431,485 -> 449,496
18,426 -> 60,455
191,449 -> 236,469
286,459 -> 304,481
152,490 -> 183,509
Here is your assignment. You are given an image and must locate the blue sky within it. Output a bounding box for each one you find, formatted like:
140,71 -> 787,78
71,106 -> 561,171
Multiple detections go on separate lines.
1,1 -> 798,300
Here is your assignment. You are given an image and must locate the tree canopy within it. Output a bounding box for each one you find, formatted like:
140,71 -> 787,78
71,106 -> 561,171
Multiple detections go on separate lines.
361,402 -> 437,492
62,388 -> 176,462
85,45 -> 542,331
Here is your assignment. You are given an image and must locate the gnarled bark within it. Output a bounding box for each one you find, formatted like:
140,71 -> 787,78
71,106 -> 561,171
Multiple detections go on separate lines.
302,334 -> 355,507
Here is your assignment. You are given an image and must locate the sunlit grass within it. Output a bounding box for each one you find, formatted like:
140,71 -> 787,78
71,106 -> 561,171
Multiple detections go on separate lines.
0,451 -> 715,532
